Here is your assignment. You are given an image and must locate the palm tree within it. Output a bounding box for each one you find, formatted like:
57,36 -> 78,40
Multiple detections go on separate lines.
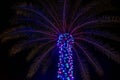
1,0 -> 120,80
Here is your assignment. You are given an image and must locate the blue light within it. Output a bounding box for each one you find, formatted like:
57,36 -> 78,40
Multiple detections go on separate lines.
57,33 -> 74,80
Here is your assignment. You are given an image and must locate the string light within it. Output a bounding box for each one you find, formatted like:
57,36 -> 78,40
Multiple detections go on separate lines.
57,33 -> 74,80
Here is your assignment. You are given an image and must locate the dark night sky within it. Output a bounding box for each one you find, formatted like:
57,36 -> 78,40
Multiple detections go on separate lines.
0,0 -> 120,80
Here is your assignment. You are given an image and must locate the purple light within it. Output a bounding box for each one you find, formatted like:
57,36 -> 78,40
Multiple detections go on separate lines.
57,33 -> 74,80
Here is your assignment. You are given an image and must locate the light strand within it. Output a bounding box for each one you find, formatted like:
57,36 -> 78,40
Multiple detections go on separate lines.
57,33 -> 74,80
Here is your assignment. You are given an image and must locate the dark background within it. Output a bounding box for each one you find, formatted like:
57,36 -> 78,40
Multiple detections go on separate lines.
0,0 -> 120,80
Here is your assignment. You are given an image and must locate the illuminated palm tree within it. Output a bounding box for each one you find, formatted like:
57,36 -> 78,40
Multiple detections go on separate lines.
1,0 -> 120,80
